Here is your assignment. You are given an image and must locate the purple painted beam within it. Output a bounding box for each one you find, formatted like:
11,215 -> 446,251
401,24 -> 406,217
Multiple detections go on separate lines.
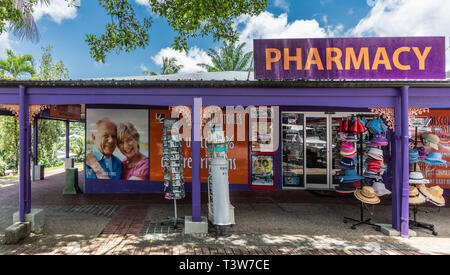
401,86 -> 410,237
18,86 -> 27,221
192,98 -> 202,222
66,120 -> 70,159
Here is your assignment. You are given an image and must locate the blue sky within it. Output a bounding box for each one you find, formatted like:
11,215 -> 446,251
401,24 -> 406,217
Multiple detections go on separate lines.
1,0 -> 449,79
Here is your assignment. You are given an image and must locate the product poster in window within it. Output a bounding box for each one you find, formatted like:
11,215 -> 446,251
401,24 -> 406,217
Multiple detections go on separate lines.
251,155 -> 275,186
85,109 -> 149,181
412,110 -> 450,189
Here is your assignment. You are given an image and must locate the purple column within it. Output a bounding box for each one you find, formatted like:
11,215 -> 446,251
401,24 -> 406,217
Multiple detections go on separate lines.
33,118 -> 38,166
191,98 -> 202,222
391,126 -> 401,230
26,120 -> 31,213
66,120 -> 70,159
18,85 -> 27,221
400,86 -> 410,237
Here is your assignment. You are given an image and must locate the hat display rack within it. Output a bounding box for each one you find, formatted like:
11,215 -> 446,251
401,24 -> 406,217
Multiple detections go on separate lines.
338,114 -> 383,231
408,125 -> 444,236
160,118 -> 185,229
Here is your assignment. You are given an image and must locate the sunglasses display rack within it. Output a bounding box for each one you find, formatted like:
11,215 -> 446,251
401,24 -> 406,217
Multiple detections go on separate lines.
160,118 -> 185,229
409,125 -> 438,236
341,115 -> 382,231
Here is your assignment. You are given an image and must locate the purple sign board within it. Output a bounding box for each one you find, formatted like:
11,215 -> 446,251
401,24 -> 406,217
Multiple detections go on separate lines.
253,37 -> 446,80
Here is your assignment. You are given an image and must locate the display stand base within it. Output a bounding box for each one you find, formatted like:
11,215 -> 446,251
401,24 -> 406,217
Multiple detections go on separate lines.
409,220 -> 438,236
161,217 -> 185,229
343,216 -> 381,231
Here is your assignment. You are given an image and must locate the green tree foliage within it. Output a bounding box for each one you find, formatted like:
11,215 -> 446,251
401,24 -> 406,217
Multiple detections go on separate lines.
1,1 -> 268,63
37,119 -> 64,167
0,116 -> 19,175
87,0 -> 268,63
197,41 -> 253,72
161,57 -> 183,75
0,0 -> 78,43
31,45 -> 69,80
0,49 -> 35,79
69,121 -> 85,162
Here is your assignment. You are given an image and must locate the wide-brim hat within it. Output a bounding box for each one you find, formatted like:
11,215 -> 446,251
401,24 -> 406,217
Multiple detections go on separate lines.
339,169 -> 365,183
371,134 -> 388,143
421,133 -> 440,150
372,181 -> 391,196
354,186 -> 380,204
339,158 -> 356,169
367,119 -> 387,134
409,171 -> 430,184
423,152 -> 446,165
367,148 -> 383,160
409,186 -> 426,205
419,185 -> 445,206
341,153 -> 356,158
335,182 -> 357,194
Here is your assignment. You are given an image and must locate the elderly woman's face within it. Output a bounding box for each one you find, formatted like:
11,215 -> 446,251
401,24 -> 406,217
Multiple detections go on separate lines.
118,132 -> 139,159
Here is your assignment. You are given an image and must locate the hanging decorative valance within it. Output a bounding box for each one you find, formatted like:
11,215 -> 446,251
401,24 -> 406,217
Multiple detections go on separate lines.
0,104 -> 50,124
369,107 -> 430,131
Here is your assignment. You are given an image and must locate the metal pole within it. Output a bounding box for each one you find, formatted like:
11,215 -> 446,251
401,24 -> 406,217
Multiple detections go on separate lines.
18,85 -> 27,221
66,120 -> 70,159
400,86 -> 410,237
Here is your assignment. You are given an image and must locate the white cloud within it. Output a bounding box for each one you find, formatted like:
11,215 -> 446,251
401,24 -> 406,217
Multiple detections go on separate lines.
0,33 -> 12,58
349,0 -> 450,70
235,12 -> 342,52
134,0 -> 150,6
150,46 -> 212,73
33,0 -> 79,24
274,0 -> 290,12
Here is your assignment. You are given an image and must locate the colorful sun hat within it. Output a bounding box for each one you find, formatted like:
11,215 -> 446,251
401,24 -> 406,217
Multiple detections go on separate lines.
423,152 -> 447,165
417,147 -> 427,159
370,134 -> 388,146
409,171 -> 430,184
355,186 -> 380,204
340,142 -> 356,155
421,133 -> 440,150
409,149 -> 421,164
350,119 -> 366,134
338,169 -> 365,183
409,186 -> 426,205
418,185 -> 446,207
372,181 -> 391,196
338,132 -> 348,141
335,182 -> 357,193
339,158 -> 356,169
367,119 -> 388,134
367,148 -> 383,161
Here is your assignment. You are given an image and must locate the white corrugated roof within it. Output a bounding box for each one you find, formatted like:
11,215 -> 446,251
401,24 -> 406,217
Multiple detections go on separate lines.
88,71 -> 254,81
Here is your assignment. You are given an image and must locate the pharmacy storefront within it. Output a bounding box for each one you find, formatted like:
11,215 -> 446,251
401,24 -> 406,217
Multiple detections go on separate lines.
2,36 -> 449,237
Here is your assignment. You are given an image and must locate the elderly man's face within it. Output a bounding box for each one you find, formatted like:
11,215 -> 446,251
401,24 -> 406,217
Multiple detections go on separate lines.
92,121 -> 117,158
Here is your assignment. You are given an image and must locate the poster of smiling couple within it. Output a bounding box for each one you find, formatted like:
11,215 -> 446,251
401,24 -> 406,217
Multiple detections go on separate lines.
85,109 -> 149,181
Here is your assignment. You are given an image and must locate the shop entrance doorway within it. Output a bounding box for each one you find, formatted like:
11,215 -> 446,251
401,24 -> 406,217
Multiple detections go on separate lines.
282,112 -> 373,190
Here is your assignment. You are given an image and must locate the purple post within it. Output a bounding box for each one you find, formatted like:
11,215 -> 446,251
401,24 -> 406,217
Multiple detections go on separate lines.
26,120 -> 31,213
400,86 -> 410,237
33,118 -> 38,165
66,120 -> 70,159
391,126 -> 401,230
18,85 -> 27,221
191,98 -> 202,222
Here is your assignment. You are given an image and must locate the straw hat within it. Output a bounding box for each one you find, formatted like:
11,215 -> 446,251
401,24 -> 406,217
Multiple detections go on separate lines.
419,185 -> 445,206
409,171 -> 430,184
409,186 -> 426,205
354,186 -> 380,204
421,133 -> 440,150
